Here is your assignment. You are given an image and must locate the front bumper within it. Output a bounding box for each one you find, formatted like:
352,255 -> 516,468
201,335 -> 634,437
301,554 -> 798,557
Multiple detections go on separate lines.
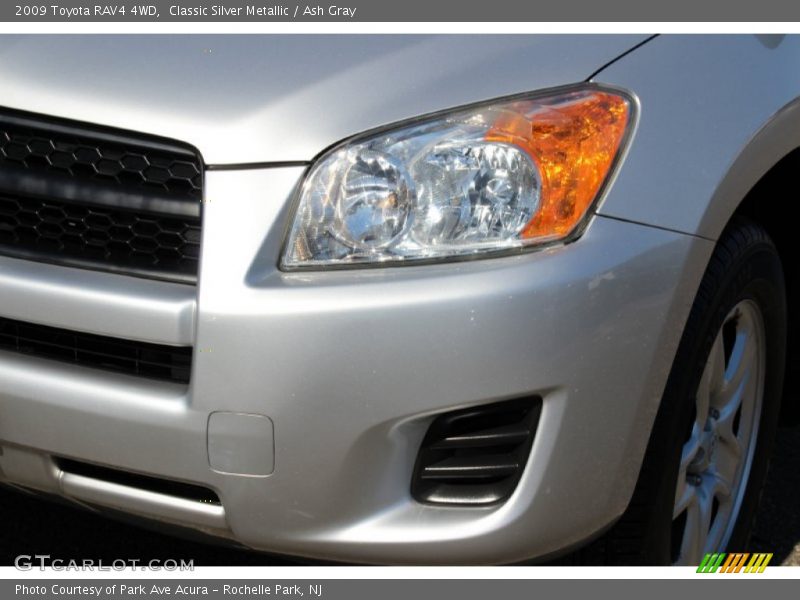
0,166 -> 713,564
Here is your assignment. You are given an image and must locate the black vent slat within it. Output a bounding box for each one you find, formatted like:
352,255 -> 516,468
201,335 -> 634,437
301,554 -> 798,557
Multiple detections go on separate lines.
429,423 -> 531,450
423,484 -> 512,506
421,455 -> 521,479
1,333 -> 186,372
412,398 -> 542,506
0,316 -> 191,384
0,108 -> 203,283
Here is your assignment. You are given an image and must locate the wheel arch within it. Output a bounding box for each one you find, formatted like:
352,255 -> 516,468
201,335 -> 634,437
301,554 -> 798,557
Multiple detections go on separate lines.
704,97 -> 800,424
729,150 -> 800,425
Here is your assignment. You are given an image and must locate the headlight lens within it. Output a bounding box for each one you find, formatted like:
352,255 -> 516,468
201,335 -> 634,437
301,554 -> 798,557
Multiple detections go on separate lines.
282,86 -> 632,269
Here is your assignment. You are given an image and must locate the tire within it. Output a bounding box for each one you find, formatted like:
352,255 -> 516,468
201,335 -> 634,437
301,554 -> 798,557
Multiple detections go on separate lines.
577,217 -> 787,565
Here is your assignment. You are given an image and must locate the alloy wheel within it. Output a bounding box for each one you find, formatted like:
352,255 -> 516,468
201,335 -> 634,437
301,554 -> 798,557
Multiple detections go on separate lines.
671,300 -> 766,565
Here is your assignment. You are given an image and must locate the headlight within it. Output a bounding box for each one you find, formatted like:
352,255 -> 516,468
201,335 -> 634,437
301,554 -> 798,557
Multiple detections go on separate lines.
282,85 -> 633,269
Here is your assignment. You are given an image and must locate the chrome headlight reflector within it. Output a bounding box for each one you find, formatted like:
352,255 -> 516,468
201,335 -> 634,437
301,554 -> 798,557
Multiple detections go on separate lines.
282,86 -> 632,269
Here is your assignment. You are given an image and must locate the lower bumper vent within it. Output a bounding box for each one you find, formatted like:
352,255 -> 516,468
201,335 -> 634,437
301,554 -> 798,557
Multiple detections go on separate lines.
0,316 -> 192,384
412,397 -> 542,506
57,459 -> 220,506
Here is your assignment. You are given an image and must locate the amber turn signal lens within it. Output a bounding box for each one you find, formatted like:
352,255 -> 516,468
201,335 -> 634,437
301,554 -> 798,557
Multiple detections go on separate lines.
485,90 -> 630,241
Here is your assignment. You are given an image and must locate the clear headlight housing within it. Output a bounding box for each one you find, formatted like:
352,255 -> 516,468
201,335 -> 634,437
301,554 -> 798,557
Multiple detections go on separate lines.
282,86 -> 632,269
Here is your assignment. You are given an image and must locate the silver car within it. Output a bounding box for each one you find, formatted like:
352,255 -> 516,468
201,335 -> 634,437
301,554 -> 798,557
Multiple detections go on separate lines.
0,34 -> 796,565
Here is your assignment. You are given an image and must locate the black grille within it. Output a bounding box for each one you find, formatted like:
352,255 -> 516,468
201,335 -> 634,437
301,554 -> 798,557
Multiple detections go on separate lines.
412,397 -> 542,506
0,108 -> 203,283
0,316 -> 192,384
0,194 -> 202,281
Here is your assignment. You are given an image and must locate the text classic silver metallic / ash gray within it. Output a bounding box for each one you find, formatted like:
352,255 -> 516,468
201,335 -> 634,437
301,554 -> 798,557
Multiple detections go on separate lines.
0,34 -> 797,564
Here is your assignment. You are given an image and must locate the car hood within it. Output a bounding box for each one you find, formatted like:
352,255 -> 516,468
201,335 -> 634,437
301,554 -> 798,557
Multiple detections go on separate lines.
0,35 -> 648,164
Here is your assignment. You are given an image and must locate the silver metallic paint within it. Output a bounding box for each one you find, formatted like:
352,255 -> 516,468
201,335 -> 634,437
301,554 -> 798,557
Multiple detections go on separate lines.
1,34 -> 797,563
594,34 -> 800,240
0,35 -> 648,164
0,256 -> 196,345
2,167 -> 713,563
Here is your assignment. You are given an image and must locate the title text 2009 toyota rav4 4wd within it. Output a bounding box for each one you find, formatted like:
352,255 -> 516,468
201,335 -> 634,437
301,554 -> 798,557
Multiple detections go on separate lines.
0,34 -> 798,565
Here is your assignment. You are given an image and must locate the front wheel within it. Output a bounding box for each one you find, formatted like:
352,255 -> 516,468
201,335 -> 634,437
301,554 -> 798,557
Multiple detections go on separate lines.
671,298 -> 767,564
580,217 -> 786,565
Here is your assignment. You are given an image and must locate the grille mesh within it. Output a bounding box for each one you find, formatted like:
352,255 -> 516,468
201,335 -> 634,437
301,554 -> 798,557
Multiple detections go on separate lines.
0,194 -> 201,281
0,108 -> 203,283
0,115 -> 202,200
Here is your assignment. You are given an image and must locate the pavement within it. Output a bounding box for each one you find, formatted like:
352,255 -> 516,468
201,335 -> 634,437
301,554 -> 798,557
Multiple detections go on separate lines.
1,426 -> 798,566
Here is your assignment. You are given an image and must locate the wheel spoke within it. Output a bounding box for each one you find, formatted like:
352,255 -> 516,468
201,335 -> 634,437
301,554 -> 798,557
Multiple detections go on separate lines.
696,333 -> 724,428
725,312 -> 758,388
680,426 -> 702,471
675,425 -> 702,520
717,315 -> 755,416
702,469 -> 735,552
715,382 -> 744,450
679,488 -> 713,564
696,487 -> 715,554
674,476 -> 696,519
722,331 -> 755,401
709,468 -> 733,499
678,500 -> 700,564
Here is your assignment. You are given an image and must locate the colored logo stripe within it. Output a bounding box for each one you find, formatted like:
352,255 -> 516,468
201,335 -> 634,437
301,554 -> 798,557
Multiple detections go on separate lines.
697,553 -> 773,573
697,553 -> 726,573
745,553 -> 773,573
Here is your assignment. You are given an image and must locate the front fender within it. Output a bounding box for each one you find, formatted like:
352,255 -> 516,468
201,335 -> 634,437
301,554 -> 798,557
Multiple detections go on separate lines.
593,34 -> 800,241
